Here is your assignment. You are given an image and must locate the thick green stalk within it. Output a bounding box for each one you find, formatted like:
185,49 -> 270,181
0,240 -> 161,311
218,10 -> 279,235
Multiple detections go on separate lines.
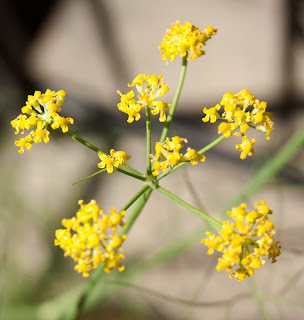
64,187 -> 153,320
155,185 -> 222,229
145,106 -> 152,176
159,55 -> 188,144
65,130 -> 145,179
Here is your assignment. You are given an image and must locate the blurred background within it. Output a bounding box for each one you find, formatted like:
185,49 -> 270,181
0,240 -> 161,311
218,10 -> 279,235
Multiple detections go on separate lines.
1,0 -> 304,319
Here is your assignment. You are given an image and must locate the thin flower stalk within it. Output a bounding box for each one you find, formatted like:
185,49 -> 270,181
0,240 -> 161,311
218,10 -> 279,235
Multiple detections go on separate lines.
155,185 -> 222,229
145,106 -> 152,176
159,55 -> 188,144
65,131 -> 145,180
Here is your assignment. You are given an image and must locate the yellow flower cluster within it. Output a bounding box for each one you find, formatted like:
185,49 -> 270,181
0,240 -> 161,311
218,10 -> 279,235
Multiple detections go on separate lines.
11,89 -> 73,153
202,89 -> 274,159
55,200 -> 127,278
98,149 -> 131,173
201,201 -> 281,281
117,74 -> 170,123
151,136 -> 205,176
159,20 -> 217,62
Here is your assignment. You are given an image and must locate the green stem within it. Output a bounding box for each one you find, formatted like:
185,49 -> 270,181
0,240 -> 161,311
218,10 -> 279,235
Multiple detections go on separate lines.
120,185 -> 151,213
71,169 -> 107,186
145,106 -> 152,176
197,127 -> 239,155
120,187 -> 153,235
72,167 -> 145,186
115,168 -> 146,181
65,130 -> 102,153
155,185 -> 221,229
65,130 -> 145,179
64,187 -> 153,320
159,54 -> 188,144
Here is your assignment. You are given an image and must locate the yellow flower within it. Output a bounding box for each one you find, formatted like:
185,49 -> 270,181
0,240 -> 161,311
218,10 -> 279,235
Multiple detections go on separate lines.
51,114 -> 74,133
11,89 -> 72,153
201,201 -> 281,281
117,74 -> 170,123
31,128 -> 50,144
14,134 -> 33,154
202,104 -> 221,123
202,232 -> 224,255
98,149 -> 131,173
218,122 -> 236,138
159,20 -> 217,62
235,136 -> 256,159
150,136 -> 205,176
54,200 -> 127,278
202,89 -> 273,159
184,148 -> 205,165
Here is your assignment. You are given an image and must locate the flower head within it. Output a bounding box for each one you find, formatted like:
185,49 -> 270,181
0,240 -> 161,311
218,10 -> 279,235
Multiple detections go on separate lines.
202,89 -> 274,159
201,201 -> 281,281
98,149 -> 131,173
159,20 -> 217,62
11,89 -> 73,153
117,74 -> 170,123
150,136 -> 205,176
54,200 -> 127,278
